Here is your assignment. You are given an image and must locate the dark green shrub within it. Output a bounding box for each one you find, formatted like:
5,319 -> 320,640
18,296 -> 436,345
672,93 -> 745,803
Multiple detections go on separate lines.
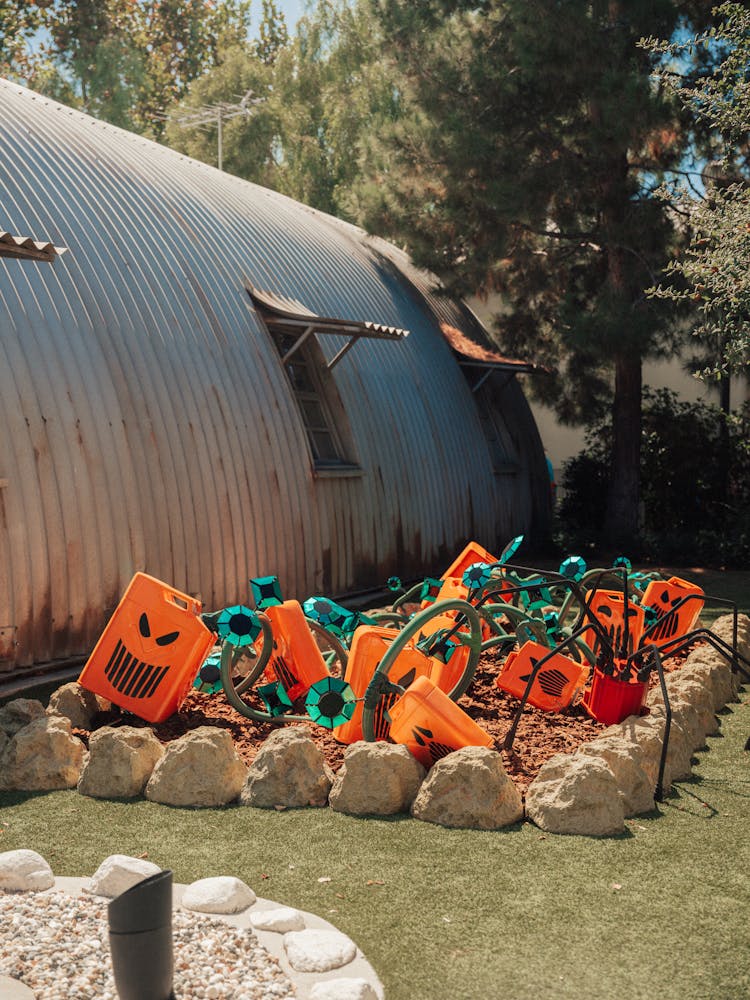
556,388 -> 750,566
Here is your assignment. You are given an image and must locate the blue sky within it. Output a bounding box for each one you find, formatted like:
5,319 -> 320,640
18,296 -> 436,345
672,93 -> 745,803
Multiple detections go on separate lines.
265,1 -> 308,32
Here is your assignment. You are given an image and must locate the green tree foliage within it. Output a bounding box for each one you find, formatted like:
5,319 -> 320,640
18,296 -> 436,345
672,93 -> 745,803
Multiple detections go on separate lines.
165,0 -> 399,216
256,0 -> 289,63
0,1 -> 51,76
164,44 -> 278,181
3,1 -> 252,135
644,3 -> 750,380
348,0 -> 717,545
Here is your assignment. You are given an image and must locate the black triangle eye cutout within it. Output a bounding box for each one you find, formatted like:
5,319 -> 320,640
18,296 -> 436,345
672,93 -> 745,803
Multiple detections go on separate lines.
156,630 -> 180,647
661,590 -> 670,604
139,612 -> 151,638
598,605 -> 613,617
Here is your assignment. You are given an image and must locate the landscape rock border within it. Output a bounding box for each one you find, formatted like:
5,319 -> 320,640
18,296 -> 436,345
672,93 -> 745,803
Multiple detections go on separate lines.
0,614 -> 746,838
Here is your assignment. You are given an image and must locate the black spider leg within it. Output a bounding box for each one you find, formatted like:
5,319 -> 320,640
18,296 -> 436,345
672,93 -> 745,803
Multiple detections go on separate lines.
476,564 -> 618,668
502,620 -> 592,753
640,593 -> 750,682
651,646 -> 671,803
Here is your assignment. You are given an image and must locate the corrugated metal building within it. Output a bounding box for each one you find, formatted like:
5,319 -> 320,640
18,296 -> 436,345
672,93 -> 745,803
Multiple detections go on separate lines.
0,79 -> 550,677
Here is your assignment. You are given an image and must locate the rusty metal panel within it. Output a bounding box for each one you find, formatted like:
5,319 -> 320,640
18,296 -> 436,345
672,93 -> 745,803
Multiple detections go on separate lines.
0,79 -> 549,675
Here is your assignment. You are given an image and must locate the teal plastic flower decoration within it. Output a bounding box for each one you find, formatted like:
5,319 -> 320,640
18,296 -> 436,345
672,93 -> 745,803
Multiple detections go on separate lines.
419,577 -> 443,604
559,555 -> 587,581
499,534 -> 524,565
642,604 -> 659,628
543,611 -> 560,640
303,596 -> 352,634
462,562 -> 493,590
193,652 -> 223,694
257,681 -> 293,717
216,605 -> 261,647
305,677 -> 356,729
387,576 -> 403,593
612,556 -> 632,573
250,575 -> 283,609
519,577 -> 552,612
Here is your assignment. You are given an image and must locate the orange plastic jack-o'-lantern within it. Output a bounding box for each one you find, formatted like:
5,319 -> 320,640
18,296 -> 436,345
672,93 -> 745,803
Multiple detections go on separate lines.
580,589 -> 645,660
495,640 -> 589,712
261,600 -> 330,701
388,675 -> 494,768
640,576 -> 704,642
78,572 -> 215,723
334,625 -> 436,744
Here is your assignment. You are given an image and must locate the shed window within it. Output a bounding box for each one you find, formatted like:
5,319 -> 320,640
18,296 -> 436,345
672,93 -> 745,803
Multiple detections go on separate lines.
473,377 -> 522,475
268,321 -> 354,468
246,282 -> 409,475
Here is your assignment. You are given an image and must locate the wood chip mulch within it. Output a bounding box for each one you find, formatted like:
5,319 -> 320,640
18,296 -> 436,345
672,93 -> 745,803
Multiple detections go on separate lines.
77,640 -> 699,794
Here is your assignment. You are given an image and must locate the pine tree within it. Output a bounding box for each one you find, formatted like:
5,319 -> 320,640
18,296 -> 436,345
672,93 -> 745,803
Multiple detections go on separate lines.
352,0 -> 715,547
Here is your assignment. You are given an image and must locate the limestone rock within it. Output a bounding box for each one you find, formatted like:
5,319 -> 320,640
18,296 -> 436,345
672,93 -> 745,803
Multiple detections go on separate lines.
181,876 -> 256,913
240,727 -> 333,809
329,742 -> 425,816
47,682 -> 109,729
88,855 -> 161,897
525,753 -> 624,836
578,736 -> 655,817
411,746 -> 522,830
250,907 -> 305,933
0,715 -> 84,791
283,929 -> 357,973
682,652 -> 736,710
0,698 -> 45,737
310,979 -> 379,1000
0,729 -> 7,758
602,714 -> 692,791
145,726 -> 247,807
664,674 -> 718,735
710,613 -> 750,662
0,849 -> 55,892
78,725 -> 164,799
645,691 -> 706,752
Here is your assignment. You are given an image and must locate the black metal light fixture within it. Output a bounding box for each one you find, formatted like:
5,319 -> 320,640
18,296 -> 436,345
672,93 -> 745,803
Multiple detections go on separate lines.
108,869 -> 175,1000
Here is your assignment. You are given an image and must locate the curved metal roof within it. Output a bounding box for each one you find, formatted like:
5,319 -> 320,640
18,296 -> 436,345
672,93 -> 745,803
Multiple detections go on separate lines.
0,78 -> 549,673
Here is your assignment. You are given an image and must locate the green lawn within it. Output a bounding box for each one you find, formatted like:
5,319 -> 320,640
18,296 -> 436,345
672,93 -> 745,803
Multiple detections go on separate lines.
2,692 -> 749,1000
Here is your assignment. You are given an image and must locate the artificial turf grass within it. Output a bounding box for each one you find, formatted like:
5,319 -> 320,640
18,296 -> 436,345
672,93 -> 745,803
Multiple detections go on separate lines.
1,696 -> 749,1000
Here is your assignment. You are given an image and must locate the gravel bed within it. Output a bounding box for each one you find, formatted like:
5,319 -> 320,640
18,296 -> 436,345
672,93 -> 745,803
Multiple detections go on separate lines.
0,889 -> 296,999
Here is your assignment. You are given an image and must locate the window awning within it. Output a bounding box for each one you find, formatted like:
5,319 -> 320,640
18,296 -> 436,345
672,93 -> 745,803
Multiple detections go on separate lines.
439,322 -> 539,391
246,282 -> 409,370
0,231 -> 68,263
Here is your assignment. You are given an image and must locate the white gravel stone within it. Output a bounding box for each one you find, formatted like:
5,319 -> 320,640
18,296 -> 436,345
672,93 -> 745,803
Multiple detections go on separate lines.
250,907 -> 305,933
0,849 -> 55,892
87,855 -> 161,898
0,889 -> 296,999
283,929 -> 357,972
310,979 -> 379,1000
182,876 -> 257,914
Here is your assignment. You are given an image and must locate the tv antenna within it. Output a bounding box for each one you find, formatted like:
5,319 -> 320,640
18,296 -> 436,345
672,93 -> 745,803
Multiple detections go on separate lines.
161,89 -> 264,171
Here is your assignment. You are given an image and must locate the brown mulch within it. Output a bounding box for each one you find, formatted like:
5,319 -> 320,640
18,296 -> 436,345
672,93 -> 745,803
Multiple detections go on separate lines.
77,640 -> 700,795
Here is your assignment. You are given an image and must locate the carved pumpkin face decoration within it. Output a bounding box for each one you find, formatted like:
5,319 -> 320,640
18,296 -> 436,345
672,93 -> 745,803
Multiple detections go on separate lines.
641,576 -> 704,641
78,572 -> 215,723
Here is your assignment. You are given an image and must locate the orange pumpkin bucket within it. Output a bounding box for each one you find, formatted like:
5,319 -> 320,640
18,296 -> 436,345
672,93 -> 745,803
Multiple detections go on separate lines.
388,674 -> 494,767
495,640 -> 590,712
640,576 -> 704,642
262,600 -> 330,701
442,540 -> 498,583
580,589 -> 645,659
583,666 -> 649,726
78,572 -> 215,723
333,625 -> 434,744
